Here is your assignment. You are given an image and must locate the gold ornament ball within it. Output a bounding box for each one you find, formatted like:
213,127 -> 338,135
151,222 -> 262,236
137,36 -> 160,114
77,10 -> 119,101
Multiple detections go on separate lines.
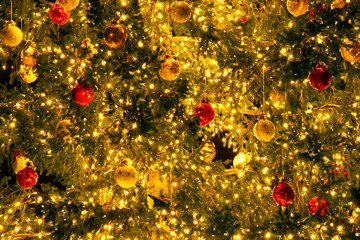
340,45 -> 360,63
200,141 -> 216,163
0,24 -> 23,47
59,0 -> 79,11
253,119 -> 275,142
21,43 -> 38,67
114,165 -> 138,188
159,58 -> 181,81
169,1 -> 192,24
104,22 -> 127,49
286,0 -> 309,17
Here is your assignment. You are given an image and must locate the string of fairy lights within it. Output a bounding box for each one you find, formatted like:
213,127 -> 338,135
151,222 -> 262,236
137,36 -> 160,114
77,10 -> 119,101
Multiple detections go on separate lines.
0,0 -> 360,239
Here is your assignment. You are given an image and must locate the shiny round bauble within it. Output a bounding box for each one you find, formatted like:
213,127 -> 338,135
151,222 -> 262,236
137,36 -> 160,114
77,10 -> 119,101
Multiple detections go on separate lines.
200,141 -> 216,163
340,45 -> 360,63
309,66 -> 332,91
114,165 -> 138,189
159,58 -> 181,81
21,43 -> 38,67
272,181 -> 295,206
253,119 -> 275,142
0,22 -> 23,47
169,1 -> 192,23
308,196 -> 329,216
16,167 -> 38,189
50,4 -> 70,25
71,83 -> 94,106
104,22 -> 127,49
286,0 -> 309,17
194,99 -> 215,125
59,0 -> 80,11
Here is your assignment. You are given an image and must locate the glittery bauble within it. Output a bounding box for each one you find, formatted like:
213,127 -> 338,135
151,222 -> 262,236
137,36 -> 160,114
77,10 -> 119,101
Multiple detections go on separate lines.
13,155 -> 32,174
340,44 -> 360,63
308,196 -> 330,216
272,181 -> 295,206
147,166 -> 170,200
169,1 -> 192,23
21,43 -> 38,67
159,58 -> 181,81
114,165 -> 138,189
286,0 -> 309,17
50,4 -> 70,25
233,152 -> 251,168
20,67 -> 38,84
71,83 -> 94,106
194,99 -> 215,125
59,0 -> 79,11
16,167 -> 38,189
331,0 -> 345,9
200,141 -> 216,163
0,22 -> 23,47
253,119 -> 275,142
309,66 -> 332,91
104,22 -> 127,49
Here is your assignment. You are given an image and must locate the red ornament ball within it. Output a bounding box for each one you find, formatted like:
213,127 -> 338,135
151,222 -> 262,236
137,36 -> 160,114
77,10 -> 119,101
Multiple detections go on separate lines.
50,4 -> 70,25
194,99 -> 215,125
309,66 -> 332,91
16,167 -> 38,189
71,83 -> 94,106
308,196 -> 329,216
272,181 -> 295,206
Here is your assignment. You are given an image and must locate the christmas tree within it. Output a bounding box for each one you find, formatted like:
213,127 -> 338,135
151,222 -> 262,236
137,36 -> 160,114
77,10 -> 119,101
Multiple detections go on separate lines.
1,0 -> 360,239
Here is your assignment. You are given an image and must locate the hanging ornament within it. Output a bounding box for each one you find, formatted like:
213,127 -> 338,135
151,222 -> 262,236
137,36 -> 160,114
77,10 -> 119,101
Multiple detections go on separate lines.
19,67 -> 38,84
286,0 -> 309,17
50,4 -> 70,25
114,165 -> 138,188
194,98 -> 215,125
16,166 -> 38,189
21,42 -> 38,67
169,1 -> 192,23
331,0 -> 345,9
13,151 -> 34,174
71,83 -> 94,106
104,21 -> 127,49
340,43 -> 360,63
233,151 -> 251,168
200,140 -> 216,163
309,64 -> 332,91
333,162 -> 349,178
0,21 -> 23,47
159,57 -> 181,81
76,38 -> 98,59
59,0 -> 80,11
147,166 -> 170,202
308,196 -> 330,216
55,118 -> 74,141
272,181 -> 295,206
253,118 -> 275,142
